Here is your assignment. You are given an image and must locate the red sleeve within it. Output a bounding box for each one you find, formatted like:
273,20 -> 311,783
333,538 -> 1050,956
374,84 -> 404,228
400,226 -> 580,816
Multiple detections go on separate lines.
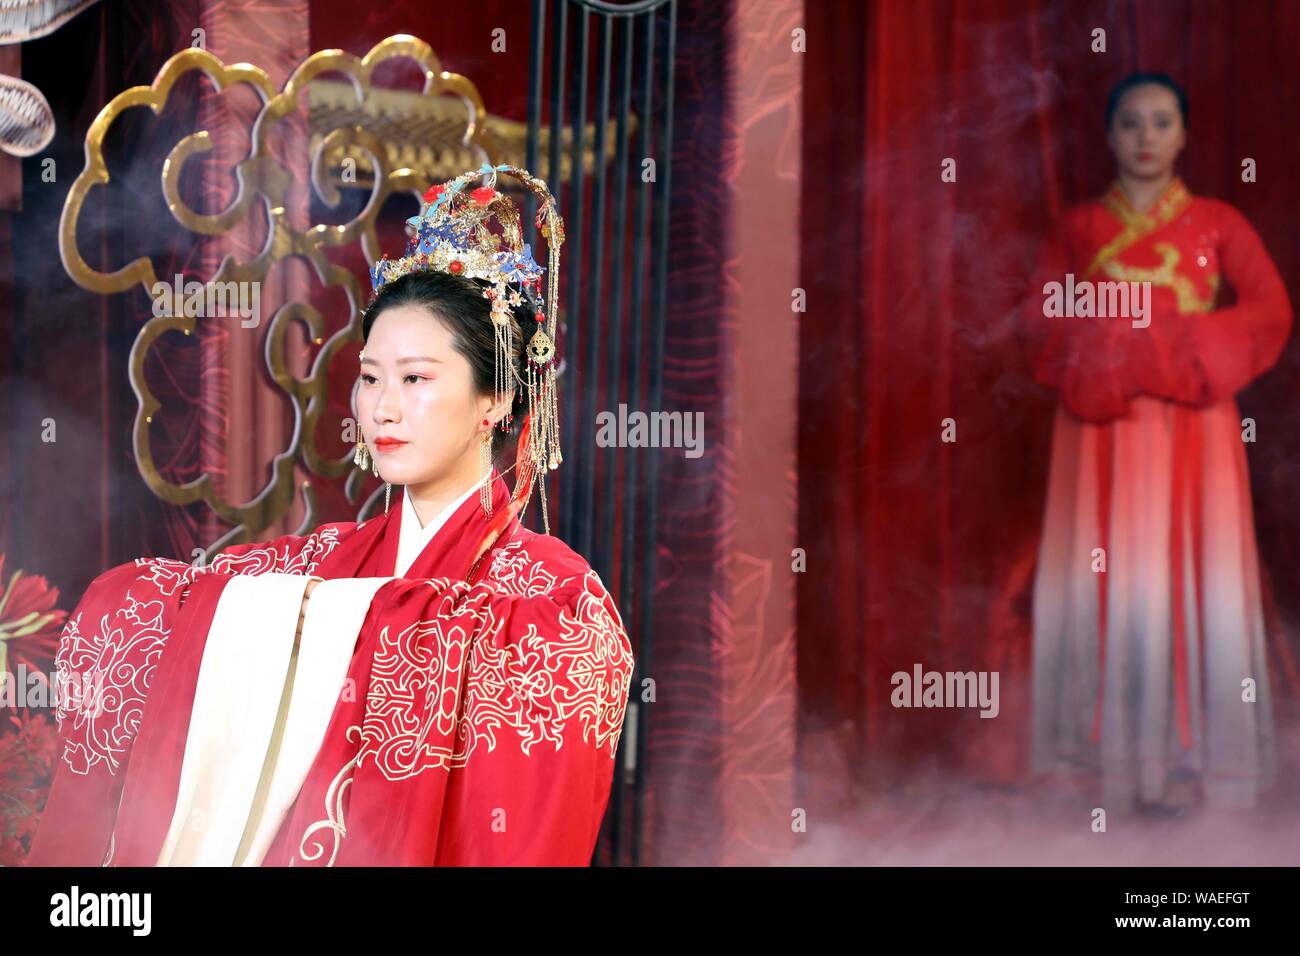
200,524 -> 352,577
286,563 -> 635,867
433,571 -> 633,865
24,563 -> 234,866
1135,202 -> 1292,405
23,524 -> 353,866
1021,211 -> 1135,422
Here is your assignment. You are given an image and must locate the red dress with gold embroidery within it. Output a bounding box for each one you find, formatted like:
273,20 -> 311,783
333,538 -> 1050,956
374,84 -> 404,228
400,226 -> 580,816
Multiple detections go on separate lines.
25,470 -> 634,865
1023,178 -> 1292,809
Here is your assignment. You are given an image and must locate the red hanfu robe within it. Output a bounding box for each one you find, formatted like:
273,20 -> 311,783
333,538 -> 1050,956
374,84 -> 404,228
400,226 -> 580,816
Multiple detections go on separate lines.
25,468 -> 635,865
1022,178 -> 1292,809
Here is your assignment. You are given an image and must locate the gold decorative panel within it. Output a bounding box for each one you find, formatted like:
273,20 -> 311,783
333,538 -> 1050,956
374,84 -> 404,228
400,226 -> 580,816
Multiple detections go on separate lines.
308,79 -> 636,189
57,35 -> 628,554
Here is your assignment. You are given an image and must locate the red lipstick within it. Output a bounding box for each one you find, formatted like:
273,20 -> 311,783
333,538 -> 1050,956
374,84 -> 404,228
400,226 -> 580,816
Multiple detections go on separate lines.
374,437 -> 408,452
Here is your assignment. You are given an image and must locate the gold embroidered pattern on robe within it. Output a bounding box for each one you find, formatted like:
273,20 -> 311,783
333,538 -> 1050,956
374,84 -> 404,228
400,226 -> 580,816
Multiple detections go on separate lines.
1101,242 -> 1221,314
1083,178 -> 1192,280
295,539 -> 635,865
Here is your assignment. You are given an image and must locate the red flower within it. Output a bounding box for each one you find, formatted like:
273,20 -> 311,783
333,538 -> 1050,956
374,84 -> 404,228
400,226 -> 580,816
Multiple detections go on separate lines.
0,553 -> 66,679
448,260 -> 464,274
471,186 -> 497,205
0,554 -> 68,866
422,183 -> 446,204
0,694 -> 61,866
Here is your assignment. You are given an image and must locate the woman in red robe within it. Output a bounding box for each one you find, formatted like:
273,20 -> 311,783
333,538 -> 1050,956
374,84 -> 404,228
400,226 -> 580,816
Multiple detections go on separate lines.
25,166 -> 635,865
1024,75 -> 1292,814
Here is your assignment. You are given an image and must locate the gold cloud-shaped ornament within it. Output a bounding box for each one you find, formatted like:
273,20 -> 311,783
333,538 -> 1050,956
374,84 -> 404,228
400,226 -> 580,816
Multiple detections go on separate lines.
58,35 -> 497,552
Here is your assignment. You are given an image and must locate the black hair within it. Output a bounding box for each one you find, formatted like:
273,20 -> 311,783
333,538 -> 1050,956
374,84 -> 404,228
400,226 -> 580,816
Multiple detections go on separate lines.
1106,72 -> 1188,130
361,269 -> 539,458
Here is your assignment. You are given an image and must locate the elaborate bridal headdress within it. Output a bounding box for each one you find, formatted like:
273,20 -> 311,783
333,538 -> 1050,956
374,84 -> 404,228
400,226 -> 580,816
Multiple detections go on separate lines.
362,163 -> 565,537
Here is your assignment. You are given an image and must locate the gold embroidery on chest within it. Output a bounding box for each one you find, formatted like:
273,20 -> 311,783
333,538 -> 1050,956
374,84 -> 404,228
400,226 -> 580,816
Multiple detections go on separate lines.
1084,179 -> 1191,280
1100,242 -> 1220,313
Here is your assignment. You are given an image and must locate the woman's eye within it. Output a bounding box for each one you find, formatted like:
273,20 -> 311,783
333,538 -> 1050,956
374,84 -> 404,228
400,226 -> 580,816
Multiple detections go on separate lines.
359,372 -> 429,384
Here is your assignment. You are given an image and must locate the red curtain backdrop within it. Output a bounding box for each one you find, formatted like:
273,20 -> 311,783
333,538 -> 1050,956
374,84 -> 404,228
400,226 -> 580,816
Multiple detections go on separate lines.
798,0 -> 1300,803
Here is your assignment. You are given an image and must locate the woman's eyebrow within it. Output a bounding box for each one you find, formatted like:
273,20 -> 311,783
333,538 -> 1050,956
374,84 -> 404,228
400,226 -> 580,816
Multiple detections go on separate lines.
360,355 -> 445,365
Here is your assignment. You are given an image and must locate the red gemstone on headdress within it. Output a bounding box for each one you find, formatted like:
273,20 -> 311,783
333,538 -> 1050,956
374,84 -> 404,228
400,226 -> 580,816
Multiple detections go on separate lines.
422,184 -> 446,204
449,260 -> 464,274
534,311 -> 544,323
471,186 -> 497,204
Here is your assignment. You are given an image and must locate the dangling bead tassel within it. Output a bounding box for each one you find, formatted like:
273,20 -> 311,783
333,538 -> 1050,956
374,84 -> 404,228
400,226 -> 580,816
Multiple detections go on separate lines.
479,424 -> 494,519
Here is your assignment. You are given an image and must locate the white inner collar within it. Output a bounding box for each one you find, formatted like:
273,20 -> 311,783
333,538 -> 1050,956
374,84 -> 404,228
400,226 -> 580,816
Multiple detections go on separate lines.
394,474 -> 490,578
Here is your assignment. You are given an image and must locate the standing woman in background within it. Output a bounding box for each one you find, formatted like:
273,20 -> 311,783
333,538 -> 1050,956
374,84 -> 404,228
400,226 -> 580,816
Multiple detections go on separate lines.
1024,73 -> 1292,814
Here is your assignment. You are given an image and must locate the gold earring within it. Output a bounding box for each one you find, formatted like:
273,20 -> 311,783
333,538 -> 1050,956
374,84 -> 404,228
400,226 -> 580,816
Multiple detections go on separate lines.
385,481 -> 392,515
479,424 -> 493,519
354,439 -> 370,472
